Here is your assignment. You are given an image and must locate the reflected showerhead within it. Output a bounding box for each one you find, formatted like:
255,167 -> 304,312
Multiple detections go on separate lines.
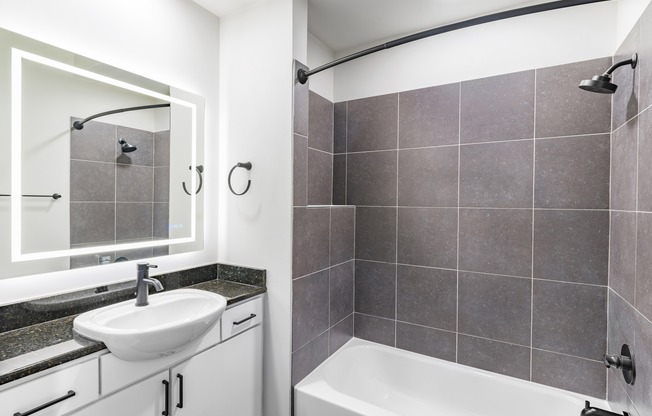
119,139 -> 137,153
579,75 -> 618,94
579,53 -> 638,95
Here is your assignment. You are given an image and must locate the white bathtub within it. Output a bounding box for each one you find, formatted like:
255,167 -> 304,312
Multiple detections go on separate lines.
295,338 -> 609,416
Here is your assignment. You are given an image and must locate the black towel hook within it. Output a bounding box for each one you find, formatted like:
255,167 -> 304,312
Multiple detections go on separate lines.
228,162 -> 252,196
182,165 -> 204,195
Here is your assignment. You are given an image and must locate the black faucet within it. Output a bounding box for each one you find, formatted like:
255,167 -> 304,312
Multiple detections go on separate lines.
581,401 -> 629,416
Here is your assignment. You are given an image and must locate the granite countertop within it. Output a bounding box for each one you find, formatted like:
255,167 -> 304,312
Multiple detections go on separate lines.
0,264 -> 266,386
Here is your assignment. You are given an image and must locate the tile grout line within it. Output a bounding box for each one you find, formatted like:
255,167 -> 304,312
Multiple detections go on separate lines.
395,93 -> 400,347
456,81 -> 462,363
530,68 -> 537,382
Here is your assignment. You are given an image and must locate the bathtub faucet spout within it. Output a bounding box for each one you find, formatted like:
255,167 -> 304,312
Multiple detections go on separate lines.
580,401 -> 629,416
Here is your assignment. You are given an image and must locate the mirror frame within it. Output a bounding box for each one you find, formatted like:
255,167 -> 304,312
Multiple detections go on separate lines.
11,48 -> 198,262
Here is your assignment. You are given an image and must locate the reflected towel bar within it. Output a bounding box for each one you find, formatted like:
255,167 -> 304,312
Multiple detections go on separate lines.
0,193 -> 61,200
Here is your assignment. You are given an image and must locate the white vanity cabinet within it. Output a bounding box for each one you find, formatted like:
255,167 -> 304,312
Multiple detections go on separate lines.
69,296 -> 263,416
170,324 -> 263,416
70,371 -> 168,416
0,358 -> 99,416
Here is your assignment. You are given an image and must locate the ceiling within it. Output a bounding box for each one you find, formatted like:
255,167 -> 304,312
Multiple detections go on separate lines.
308,0 -> 566,53
191,0 -> 261,17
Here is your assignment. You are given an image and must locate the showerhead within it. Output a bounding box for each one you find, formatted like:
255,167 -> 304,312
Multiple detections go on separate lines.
579,75 -> 618,94
579,53 -> 638,94
119,139 -> 137,153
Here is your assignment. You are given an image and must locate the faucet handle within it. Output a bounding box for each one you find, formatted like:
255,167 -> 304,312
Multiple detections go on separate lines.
137,262 -> 158,271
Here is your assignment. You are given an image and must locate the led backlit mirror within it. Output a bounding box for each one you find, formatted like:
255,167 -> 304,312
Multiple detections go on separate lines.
0,27 -> 205,279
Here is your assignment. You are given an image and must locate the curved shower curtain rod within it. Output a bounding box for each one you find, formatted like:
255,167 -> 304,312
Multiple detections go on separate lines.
72,103 -> 171,130
297,0 -> 612,84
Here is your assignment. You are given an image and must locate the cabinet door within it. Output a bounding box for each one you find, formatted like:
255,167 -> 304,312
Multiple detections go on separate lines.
70,371 -> 168,416
171,325 -> 262,416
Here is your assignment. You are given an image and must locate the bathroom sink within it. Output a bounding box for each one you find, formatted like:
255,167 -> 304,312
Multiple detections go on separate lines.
73,288 -> 227,361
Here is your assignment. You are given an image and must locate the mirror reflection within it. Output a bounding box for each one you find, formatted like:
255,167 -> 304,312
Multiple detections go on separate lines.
0,27 -> 204,279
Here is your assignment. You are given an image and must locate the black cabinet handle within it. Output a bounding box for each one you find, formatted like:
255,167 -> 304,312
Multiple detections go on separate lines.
162,380 -> 170,416
176,374 -> 184,409
233,313 -> 257,325
13,390 -> 76,416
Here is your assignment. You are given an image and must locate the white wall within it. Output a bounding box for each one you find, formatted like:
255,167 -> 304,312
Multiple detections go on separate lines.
217,0 -> 294,415
332,1 -> 619,102
617,0 -> 652,45
0,0 -> 220,303
307,32 -> 334,101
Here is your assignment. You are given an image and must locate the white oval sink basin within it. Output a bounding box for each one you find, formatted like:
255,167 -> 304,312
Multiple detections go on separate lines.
73,288 -> 227,361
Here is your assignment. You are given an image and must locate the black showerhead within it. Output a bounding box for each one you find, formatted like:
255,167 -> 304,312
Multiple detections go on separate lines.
119,139 -> 137,153
579,75 -> 618,94
579,53 -> 637,94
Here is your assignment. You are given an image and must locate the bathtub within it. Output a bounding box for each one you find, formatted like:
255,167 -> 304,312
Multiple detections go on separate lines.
294,338 -> 609,416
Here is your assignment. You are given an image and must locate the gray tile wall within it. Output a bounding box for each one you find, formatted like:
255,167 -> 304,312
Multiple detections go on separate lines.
292,61 -> 355,386
334,58 -> 612,398
608,3 -> 652,415
70,119 -> 170,267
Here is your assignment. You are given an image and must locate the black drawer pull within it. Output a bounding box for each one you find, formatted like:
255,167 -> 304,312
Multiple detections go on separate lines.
176,374 -> 184,409
14,390 -> 76,416
162,380 -> 170,416
233,313 -> 256,325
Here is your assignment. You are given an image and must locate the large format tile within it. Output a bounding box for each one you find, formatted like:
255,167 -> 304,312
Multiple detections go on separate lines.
398,147 -> 458,207
355,260 -> 396,319
459,140 -> 533,208
355,207 -> 396,262
307,149 -> 332,205
70,202 -> 115,245
347,94 -> 398,152
532,280 -> 607,360
309,91 -> 334,153
154,130 -> 170,167
458,272 -> 531,345
636,212 -> 652,321
293,61 -> 309,136
70,119 -> 116,163
293,207 -> 330,278
153,203 -> 169,239
332,154 -> 346,205
153,167 -> 170,203
608,373 -> 640,416
638,107 -> 652,211
536,58 -> 612,138
396,322 -> 456,362
535,135 -> 610,209
292,331 -> 328,386
460,70 -> 535,143
457,335 -> 530,380
397,208 -> 457,269
611,118 -> 638,211
354,313 -> 395,347
330,261 -> 354,325
398,83 -> 460,148
632,312 -> 652,416
612,22 -> 639,131
330,207 -> 355,266
334,102 -> 347,154
115,203 -> 153,241
346,151 -> 397,206
608,290 -> 637,358
532,349 -> 606,398
610,211 -> 637,304
293,134 -> 308,207
397,265 -> 457,331
329,314 -> 353,355
459,208 -> 532,277
116,165 -> 154,202
533,210 -> 609,285
70,160 -> 115,202
292,269 -> 330,351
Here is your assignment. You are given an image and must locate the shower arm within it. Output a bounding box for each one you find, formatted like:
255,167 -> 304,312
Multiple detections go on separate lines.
72,103 -> 171,130
297,0 -> 613,84
603,54 -> 638,76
